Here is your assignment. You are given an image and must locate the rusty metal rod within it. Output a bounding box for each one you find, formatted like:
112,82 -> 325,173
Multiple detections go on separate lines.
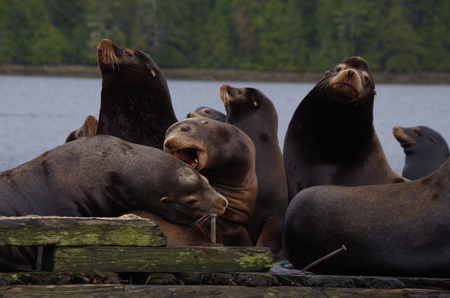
300,245 -> 347,274
210,214 -> 217,244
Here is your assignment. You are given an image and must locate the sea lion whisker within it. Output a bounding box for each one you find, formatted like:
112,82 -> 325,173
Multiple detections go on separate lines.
187,214 -> 210,231
316,78 -> 332,94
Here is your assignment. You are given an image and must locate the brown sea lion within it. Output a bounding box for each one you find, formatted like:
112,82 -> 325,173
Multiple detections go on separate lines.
96,39 -> 177,148
65,115 -> 98,143
219,84 -> 288,261
283,56 -> 406,201
164,118 -> 258,246
0,135 -> 227,272
186,106 -> 227,122
393,125 -> 449,180
283,157 -> 450,277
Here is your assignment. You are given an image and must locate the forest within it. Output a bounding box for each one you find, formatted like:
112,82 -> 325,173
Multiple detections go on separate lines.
0,0 -> 449,72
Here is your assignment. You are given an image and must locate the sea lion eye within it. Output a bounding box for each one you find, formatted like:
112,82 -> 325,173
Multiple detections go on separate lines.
125,51 -> 132,57
181,126 -> 191,132
336,67 -> 342,72
364,76 -> 370,84
205,110 -> 212,114
186,199 -> 198,206
77,131 -> 83,137
413,128 -> 421,135
237,90 -> 243,94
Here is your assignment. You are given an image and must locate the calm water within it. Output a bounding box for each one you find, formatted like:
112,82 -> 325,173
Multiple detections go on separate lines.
1,75 -> 449,174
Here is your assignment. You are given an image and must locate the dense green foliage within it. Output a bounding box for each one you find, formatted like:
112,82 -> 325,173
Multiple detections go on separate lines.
0,0 -> 449,72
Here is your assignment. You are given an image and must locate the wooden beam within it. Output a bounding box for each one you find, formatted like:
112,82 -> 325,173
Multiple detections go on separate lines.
1,284 -> 449,298
0,215 -> 166,247
43,246 -> 273,273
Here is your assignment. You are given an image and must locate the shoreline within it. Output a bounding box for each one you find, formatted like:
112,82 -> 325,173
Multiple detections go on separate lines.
0,64 -> 449,84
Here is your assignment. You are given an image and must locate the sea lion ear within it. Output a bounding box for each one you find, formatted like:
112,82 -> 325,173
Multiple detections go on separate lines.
373,89 -> 377,95
160,196 -> 169,202
252,94 -> 258,107
150,70 -> 156,77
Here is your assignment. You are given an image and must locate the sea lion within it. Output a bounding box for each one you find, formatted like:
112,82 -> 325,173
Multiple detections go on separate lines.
164,118 -> 258,246
283,157 -> 450,277
219,83 -> 288,261
283,56 -> 406,201
65,115 -> 98,143
186,106 -> 227,122
0,135 -> 227,272
96,39 -> 177,148
393,126 -> 449,180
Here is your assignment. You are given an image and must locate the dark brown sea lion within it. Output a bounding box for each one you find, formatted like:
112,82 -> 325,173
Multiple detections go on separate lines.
219,83 -> 288,261
393,126 -> 449,180
0,135 -> 227,272
96,39 -> 177,148
186,106 -> 227,122
65,115 -> 98,143
164,117 -> 258,246
283,56 -> 406,201
283,157 -> 450,277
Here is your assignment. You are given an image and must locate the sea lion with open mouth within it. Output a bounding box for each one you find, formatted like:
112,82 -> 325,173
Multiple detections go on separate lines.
164,118 -> 258,246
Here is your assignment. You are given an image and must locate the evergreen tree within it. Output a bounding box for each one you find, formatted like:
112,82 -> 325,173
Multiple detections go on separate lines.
379,1 -> 425,72
27,23 -> 69,65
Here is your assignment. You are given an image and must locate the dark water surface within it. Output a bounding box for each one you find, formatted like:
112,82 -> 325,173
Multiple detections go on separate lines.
1,75 -> 449,174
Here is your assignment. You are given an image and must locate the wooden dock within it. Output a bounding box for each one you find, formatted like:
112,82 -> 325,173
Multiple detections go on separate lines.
0,215 -> 449,297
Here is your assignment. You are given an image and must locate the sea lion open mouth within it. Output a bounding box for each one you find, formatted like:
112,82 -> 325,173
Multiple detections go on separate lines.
174,148 -> 201,169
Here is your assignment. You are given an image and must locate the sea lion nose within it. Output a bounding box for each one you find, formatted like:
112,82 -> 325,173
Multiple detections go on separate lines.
347,70 -> 355,79
221,199 -> 228,208
164,141 -> 172,150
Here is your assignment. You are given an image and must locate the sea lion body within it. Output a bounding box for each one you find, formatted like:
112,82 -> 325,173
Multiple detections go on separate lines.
164,118 -> 258,246
283,56 -> 405,200
283,158 -> 450,277
393,126 -> 449,180
96,39 -> 177,148
65,115 -> 98,143
186,106 -> 227,122
219,84 -> 288,260
0,135 -> 227,271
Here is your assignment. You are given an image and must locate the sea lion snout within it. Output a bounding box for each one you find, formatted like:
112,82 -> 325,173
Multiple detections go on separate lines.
348,69 -> 355,79
164,140 -> 172,150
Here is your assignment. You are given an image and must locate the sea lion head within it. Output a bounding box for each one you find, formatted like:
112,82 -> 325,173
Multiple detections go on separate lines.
219,84 -> 262,108
156,166 -> 228,225
393,126 -> 446,152
164,118 -> 232,171
164,117 -> 254,172
65,115 -> 98,143
96,39 -> 161,87
186,107 -> 226,122
393,126 -> 418,148
319,56 -> 376,104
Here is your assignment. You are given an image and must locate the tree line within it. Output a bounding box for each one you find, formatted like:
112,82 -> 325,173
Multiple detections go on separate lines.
1,0 -> 449,72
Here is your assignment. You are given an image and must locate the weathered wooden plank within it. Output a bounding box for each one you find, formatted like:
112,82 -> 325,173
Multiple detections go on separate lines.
43,246 -> 273,273
0,215 -> 166,247
1,285 -> 450,298
278,274 -> 406,289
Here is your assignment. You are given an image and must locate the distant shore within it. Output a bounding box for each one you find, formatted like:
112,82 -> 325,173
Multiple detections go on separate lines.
0,64 -> 449,84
